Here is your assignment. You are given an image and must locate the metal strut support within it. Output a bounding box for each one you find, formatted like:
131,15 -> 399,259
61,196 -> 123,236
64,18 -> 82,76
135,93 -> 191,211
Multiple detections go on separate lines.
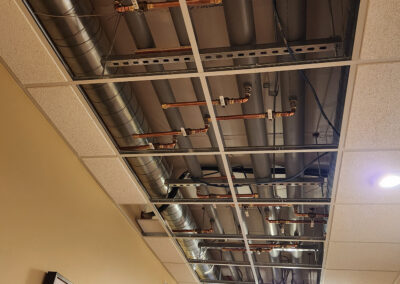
105,38 -> 341,68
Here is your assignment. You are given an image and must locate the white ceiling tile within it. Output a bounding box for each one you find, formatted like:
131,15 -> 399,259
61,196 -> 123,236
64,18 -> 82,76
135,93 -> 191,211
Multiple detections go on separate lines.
163,263 -> 197,283
345,63 -> 400,150
326,242 -> 400,271
336,151 -> 400,204
137,219 -> 166,234
0,1 -> 68,84
144,237 -> 185,263
29,86 -> 116,157
330,205 -> 400,242
360,0 -> 400,60
324,270 -> 398,284
83,157 -> 147,204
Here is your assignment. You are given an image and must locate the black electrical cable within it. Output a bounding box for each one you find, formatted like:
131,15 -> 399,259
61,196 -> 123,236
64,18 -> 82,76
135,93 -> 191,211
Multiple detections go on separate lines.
145,171 -> 188,216
272,0 -> 340,137
273,152 -> 330,183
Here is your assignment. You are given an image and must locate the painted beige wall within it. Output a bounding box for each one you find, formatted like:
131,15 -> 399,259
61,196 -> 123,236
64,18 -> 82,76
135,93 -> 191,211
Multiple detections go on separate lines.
0,62 -> 176,284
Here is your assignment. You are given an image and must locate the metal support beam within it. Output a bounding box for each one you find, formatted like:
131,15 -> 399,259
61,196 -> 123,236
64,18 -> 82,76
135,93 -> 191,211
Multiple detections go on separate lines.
105,38 -> 341,67
119,144 -> 338,157
150,198 -> 331,205
189,259 -> 322,270
166,177 -> 325,187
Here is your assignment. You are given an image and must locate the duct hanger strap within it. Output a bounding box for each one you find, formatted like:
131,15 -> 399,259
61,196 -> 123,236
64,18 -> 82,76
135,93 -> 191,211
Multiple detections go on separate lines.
165,177 -> 325,187
105,38 -> 341,67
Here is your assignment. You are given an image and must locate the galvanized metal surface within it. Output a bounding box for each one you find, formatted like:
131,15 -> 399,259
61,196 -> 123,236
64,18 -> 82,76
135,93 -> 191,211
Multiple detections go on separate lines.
105,39 -> 340,67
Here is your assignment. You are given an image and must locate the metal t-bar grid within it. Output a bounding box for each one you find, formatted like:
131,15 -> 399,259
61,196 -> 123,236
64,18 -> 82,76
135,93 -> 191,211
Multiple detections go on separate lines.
119,144 -> 338,158
178,1 -> 258,282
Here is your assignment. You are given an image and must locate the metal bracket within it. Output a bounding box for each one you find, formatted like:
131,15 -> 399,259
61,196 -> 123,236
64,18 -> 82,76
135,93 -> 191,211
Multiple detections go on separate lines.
105,38 -> 341,67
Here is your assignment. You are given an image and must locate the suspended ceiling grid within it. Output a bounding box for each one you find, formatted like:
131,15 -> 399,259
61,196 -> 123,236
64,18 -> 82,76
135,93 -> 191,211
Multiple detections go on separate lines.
1,0 -> 400,283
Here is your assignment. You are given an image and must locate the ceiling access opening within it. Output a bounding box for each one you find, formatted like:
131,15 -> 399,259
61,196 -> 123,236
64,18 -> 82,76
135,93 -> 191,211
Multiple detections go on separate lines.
25,0 -> 360,283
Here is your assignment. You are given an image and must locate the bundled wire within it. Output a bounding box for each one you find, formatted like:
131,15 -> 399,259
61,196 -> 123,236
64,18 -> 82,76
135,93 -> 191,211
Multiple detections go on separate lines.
272,0 -> 340,137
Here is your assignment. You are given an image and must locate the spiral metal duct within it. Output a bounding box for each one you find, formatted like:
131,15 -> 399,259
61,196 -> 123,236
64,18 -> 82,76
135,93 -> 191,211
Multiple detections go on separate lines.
222,0 -> 282,282
124,10 -> 242,281
28,0 -> 216,280
276,0 -> 307,283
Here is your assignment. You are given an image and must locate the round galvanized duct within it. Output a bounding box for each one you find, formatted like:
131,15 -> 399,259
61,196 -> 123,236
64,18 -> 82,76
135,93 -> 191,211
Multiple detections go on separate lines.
28,0 -> 216,280
223,0 -> 282,282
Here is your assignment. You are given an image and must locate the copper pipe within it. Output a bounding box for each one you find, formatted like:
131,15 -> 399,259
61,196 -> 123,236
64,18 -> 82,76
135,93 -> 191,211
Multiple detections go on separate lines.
135,46 -> 192,55
162,96 -> 250,109
266,219 -> 327,224
197,192 -> 259,199
210,113 -> 268,122
294,208 -> 329,218
274,99 -> 297,118
133,123 -> 209,139
208,100 -> 297,122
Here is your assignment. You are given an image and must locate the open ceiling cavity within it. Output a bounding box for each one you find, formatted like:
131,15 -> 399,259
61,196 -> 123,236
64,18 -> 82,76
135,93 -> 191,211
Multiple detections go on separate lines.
26,0 -> 360,283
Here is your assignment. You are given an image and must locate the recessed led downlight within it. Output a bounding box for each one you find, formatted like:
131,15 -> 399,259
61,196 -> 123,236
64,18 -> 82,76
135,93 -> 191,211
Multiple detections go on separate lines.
379,175 -> 400,188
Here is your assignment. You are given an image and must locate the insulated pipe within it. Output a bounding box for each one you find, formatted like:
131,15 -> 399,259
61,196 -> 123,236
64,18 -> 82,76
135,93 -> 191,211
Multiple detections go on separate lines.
276,1 -> 307,283
223,1 -> 282,283
28,0 -> 216,280
168,7 -> 243,282
124,11 -> 235,280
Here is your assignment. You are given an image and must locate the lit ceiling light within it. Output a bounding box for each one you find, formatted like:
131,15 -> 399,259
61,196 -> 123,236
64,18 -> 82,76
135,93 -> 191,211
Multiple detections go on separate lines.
378,175 -> 400,188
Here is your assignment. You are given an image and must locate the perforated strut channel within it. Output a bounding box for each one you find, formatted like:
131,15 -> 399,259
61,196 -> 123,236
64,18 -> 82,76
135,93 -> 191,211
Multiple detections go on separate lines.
165,177 -> 326,187
105,38 -> 340,67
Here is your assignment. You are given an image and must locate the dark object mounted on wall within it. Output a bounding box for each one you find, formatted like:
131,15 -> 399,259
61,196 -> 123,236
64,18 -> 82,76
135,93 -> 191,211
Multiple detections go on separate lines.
43,272 -> 72,284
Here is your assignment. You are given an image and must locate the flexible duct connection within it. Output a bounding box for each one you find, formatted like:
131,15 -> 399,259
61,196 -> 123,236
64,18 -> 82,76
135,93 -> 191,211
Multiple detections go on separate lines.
114,0 -> 222,13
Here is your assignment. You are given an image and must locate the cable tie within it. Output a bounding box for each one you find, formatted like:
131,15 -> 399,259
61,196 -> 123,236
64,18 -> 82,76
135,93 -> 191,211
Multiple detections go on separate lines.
180,127 -> 187,136
219,96 -> 226,107
267,109 -> 273,120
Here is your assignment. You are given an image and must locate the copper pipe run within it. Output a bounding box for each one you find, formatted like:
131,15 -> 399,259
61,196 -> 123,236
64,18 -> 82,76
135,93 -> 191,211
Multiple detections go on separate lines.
294,208 -> 329,218
115,0 -> 222,13
120,137 -> 177,151
173,225 -> 214,234
162,95 -> 251,109
274,99 -> 297,118
132,123 -> 209,139
197,192 -> 258,199
208,100 -> 297,122
162,84 -> 252,109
